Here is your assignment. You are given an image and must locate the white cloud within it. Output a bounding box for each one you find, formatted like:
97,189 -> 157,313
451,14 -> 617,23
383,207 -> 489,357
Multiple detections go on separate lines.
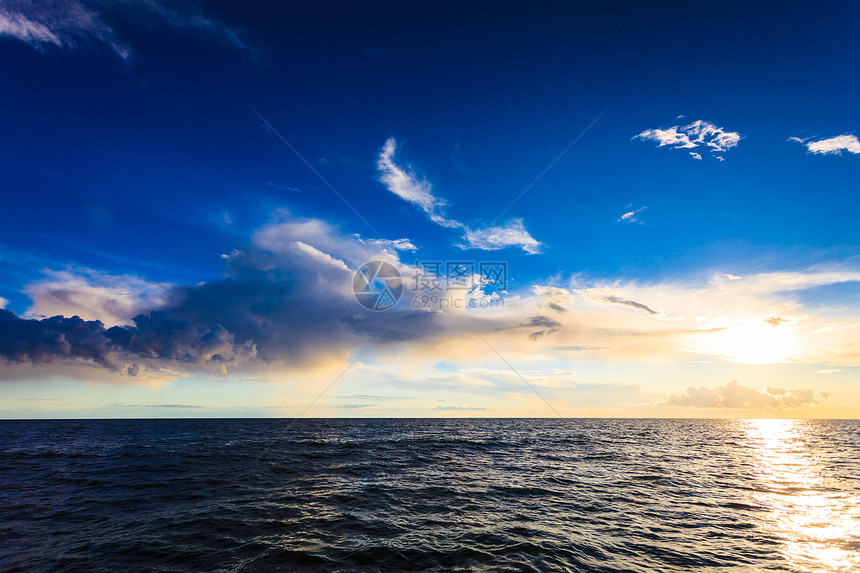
377,138 -> 542,254
461,220 -> 542,254
24,269 -> 171,327
635,126 -> 695,149
684,120 -> 741,152
635,119 -> 741,159
817,369 -> 842,374
667,380 -> 829,409
376,138 -> 454,227
0,0 -> 128,57
367,238 -> 418,251
618,205 -> 646,223
795,134 -> 860,156
0,0 -> 255,60
250,213 -> 412,269
0,297 -> 7,309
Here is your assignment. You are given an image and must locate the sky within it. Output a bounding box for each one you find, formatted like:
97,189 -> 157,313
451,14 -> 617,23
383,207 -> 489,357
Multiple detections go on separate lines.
1,0 -> 858,418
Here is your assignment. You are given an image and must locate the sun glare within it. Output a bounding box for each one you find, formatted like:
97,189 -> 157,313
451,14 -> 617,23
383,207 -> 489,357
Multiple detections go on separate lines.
693,319 -> 798,364
743,420 -> 860,572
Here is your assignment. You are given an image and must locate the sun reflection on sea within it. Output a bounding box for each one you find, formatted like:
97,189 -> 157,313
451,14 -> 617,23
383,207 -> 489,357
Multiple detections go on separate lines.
743,419 -> 859,572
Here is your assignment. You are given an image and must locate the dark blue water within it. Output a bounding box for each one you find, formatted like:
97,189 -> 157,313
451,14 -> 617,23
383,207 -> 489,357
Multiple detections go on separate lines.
1,419 -> 858,572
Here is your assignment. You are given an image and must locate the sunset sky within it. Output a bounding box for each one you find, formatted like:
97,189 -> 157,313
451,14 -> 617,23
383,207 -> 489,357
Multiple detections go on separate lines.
1,1 -> 858,418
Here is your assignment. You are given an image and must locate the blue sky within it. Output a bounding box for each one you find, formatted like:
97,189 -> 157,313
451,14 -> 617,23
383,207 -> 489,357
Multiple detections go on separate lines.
1,0 -> 859,418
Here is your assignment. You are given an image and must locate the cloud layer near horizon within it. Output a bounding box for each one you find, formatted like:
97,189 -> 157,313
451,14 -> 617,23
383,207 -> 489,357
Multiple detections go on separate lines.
667,379 -> 829,409
3,211 -> 859,390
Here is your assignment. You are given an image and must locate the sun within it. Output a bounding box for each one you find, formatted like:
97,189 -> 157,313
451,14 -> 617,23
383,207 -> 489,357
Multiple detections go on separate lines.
692,318 -> 799,364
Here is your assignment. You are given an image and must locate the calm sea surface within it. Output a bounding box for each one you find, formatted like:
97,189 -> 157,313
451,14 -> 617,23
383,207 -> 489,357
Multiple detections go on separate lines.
1,419 -> 858,572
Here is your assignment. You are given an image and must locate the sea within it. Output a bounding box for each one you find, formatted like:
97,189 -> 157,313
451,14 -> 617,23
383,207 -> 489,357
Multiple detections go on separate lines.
1,418 -> 858,572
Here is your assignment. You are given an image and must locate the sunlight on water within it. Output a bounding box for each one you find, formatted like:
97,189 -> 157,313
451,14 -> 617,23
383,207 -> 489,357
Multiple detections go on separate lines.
4,419 -> 859,571
743,419 -> 860,573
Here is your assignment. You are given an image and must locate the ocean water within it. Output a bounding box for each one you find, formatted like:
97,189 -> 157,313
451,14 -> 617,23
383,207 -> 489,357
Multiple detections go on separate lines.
1,419 -> 858,572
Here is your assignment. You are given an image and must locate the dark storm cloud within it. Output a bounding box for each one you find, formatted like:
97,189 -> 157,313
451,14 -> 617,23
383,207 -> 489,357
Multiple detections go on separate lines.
0,309 -> 255,371
159,274 -> 436,364
105,312 -> 256,364
0,219 -> 442,375
153,221 -> 441,363
0,309 -> 114,367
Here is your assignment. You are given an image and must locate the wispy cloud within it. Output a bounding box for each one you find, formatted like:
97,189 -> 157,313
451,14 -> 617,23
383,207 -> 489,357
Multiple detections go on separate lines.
635,119 -> 741,159
0,0 -> 128,57
460,219 -> 542,254
0,0 -> 256,60
376,138 -> 457,228
618,205 -> 646,223
790,134 -> 860,156
602,295 -> 658,315
666,380 -> 829,409
377,138 -> 542,254
111,402 -> 200,409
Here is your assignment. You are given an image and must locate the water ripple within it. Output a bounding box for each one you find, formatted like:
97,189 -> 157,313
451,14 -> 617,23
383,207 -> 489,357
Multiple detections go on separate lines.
1,418 -> 858,572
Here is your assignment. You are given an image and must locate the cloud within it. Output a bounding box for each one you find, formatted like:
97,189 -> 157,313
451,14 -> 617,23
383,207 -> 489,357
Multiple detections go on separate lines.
0,0 -> 128,57
533,286 -> 573,313
165,216 -> 441,364
460,219 -> 542,254
0,215 -> 441,379
136,0 -> 256,56
635,120 -> 741,159
0,297 -> 7,309
792,134 -> 860,156
0,309 -> 256,374
24,268 -> 171,327
5,207 -> 860,385
377,138 -> 542,254
0,0 -> 256,60
635,126 -> 696,149
111,402 -> 199,408
816,369 -> 841,374
666,380 -> 830,409
618,205 -> 646,223
377,137 -> 454,227
367,238 -> 418,252
603,295 -> 658,315
510,315 -> 561,340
